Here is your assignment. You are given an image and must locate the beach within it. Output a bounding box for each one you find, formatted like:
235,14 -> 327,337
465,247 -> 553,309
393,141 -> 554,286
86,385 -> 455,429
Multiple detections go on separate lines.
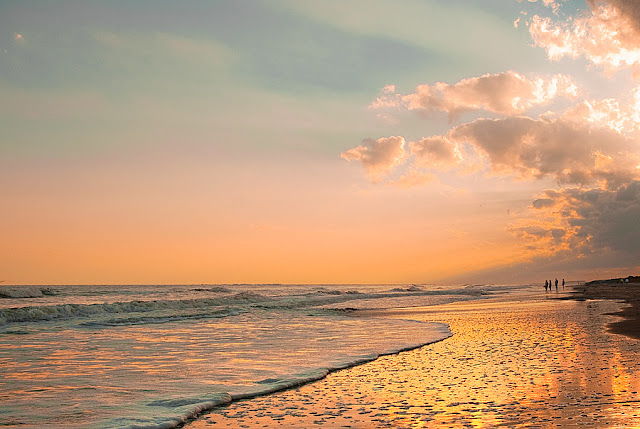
3,282 -> 639,427
0,283 -> 464,427
572,281 -> 640,340
7,2 -> 640,428
187,288 -> 640,428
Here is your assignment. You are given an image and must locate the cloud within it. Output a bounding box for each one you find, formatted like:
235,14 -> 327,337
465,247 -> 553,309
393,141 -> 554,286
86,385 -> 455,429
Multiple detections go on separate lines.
532,198 -> 555,208
587,0 -> 640,37
347,94 -> 640,188
340,136 -> 407,181
409,136 -> 461,169
344,95 -> 640,261
515,180 -> 640,255
370,71 -> 577,119
388,169 -> 436,188
368,84 -> 403,111
528,1 -> 640,73
345,1 -> 640,269
566,181 -> 640,254
562,97 -> 640,134
448,114 -> 639,187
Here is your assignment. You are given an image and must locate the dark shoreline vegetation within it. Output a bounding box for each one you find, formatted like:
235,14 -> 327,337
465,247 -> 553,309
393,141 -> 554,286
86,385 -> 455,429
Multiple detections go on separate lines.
570,276 -> 640,340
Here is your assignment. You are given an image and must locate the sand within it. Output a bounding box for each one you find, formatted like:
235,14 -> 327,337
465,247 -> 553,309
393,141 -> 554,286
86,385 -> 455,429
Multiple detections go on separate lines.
571,282 -> 640,340
185,294 -> 640,428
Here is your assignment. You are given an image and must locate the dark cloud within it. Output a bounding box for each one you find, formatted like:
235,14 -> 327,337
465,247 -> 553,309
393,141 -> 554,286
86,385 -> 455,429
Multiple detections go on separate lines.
588,0 -> 640,41
532,198 -> 555,209
531,0 -> 640,72
343,0 -> 640,272
513,180 -> 640,256
565,180 -> 640,253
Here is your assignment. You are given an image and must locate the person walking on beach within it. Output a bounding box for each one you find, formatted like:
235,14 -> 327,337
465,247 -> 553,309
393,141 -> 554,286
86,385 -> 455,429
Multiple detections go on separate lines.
562,278 -> 565,289
555,278 -> 558,290
544,280 -> 548,291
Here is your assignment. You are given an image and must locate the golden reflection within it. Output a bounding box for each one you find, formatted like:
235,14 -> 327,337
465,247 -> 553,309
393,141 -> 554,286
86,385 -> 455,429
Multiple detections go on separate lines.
186,298 -> 640,428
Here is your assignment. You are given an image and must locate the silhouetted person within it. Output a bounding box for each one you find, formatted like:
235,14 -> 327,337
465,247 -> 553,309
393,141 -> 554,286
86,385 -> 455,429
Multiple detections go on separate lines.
555,278 -> 558,290
562,278 -> 565,289
544,280 -> 548,291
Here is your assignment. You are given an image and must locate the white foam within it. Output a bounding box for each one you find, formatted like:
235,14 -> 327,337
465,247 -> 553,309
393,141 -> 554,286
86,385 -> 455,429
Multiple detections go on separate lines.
0,284 -> 496,328
0,292 -> 272,325
115,322 -> 452,429
124,393 -> 233,429
0,283 -> 503,428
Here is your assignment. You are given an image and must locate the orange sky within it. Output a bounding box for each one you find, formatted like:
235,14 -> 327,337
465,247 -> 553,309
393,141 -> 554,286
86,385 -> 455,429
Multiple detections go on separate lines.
2,1 -> 640,285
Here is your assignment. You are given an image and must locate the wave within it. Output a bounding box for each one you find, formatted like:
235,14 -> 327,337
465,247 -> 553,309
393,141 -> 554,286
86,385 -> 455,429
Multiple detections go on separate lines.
191,286 -> 232,293
389,285 -> 424,292
0,286 -> 57,298
0,292 -> 271,326
0,285 -> 493,327
79,308 -> 244,327
113,322 -> 452,429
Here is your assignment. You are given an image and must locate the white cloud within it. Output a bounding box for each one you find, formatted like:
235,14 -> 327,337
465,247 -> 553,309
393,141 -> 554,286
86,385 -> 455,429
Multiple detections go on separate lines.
448,114 -> 639,187
348,95 -> 640,188
562,95 -> 640,134
528,1 -> 640,73
340,136 -> 407,181
370,71 -> 577,119
388,169 -> 437,188
369,84 -> 403,110
409,136 -> 461,170
345,1 -> 640,268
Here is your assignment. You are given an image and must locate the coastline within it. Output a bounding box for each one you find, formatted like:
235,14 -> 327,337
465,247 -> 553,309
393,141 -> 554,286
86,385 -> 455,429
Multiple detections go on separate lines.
571,280 -> 640,340
186,290 -> 640,428
179,328 -> 453,428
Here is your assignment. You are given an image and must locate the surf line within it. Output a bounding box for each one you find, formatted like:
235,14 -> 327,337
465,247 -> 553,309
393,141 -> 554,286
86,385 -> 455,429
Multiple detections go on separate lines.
174,319 -> 453,429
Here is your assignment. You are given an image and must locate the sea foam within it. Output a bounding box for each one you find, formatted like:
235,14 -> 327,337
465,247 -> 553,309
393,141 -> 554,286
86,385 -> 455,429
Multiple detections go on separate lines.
0,283 -> 489,428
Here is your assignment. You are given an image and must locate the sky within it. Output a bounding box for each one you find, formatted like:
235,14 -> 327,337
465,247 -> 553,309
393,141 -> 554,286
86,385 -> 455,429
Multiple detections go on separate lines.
2,0 -> 640,285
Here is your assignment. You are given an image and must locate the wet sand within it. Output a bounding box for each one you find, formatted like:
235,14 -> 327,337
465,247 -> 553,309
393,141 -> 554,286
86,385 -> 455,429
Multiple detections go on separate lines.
572,282 -> 640,340
186,295 -> 640,428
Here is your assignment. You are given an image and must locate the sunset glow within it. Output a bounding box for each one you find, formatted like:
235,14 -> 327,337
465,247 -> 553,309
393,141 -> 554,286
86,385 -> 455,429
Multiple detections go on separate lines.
2,1 -> 640,285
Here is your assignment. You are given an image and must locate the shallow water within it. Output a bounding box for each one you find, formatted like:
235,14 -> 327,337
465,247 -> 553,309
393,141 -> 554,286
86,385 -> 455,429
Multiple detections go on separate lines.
0,283 -> 481,428
188,290 -> 640,428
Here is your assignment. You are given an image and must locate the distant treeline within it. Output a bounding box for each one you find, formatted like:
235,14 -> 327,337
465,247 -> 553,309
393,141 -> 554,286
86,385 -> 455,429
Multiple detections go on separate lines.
586,276 -> 640,285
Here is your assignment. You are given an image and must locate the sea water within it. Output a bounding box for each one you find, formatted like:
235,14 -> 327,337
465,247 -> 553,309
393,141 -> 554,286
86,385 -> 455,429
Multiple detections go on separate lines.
0,283 -> 497,428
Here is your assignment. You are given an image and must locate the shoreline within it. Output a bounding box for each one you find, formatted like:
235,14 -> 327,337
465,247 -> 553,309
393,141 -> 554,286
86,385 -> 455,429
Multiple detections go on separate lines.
570,281 -> 640,340
186,288 -> 640,428
180,325 -> 453,428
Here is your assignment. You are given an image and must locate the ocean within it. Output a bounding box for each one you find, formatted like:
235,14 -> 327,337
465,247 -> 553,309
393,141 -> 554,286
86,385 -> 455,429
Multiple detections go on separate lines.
0,283 -> 506,428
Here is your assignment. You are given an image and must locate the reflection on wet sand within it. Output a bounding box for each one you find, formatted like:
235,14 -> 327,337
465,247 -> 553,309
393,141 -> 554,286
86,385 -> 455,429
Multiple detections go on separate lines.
189,298 -> 640,428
